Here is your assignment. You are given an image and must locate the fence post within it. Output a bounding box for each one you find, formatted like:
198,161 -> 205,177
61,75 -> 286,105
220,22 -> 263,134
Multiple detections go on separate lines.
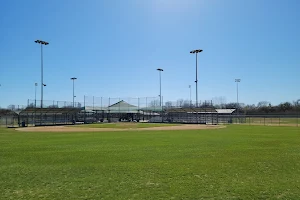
264,117 -> 265,126
279,116 -> 280,126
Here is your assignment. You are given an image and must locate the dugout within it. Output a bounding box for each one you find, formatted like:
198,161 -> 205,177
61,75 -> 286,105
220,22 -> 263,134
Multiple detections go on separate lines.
165,107 -> 218,124
0,109 -> 19,127
19,107 -> 82,126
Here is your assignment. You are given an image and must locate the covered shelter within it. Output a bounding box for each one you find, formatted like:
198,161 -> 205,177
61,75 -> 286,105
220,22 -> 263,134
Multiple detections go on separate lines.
19,107 -> 82,126
164,107 -> 218,124
0,109 -> 19,127
81,100 -> 161,123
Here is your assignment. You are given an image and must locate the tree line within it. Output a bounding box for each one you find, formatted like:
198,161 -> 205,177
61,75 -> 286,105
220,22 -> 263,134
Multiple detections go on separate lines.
148,98 -> 300,114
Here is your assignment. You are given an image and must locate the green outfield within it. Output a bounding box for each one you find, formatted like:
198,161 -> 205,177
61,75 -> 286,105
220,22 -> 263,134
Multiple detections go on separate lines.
1,125 -> 300,199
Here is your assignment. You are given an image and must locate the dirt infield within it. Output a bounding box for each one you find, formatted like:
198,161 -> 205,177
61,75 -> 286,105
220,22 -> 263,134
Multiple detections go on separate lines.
16,124 -> 226,132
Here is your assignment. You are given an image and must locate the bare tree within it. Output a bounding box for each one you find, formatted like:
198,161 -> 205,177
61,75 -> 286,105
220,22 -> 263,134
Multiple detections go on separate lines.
48,105 -> 59,108
165,101 -> 172,108
27,103 -> 35,108
149,100 -> 160,107
183,100 -> 190,108
212,96 -> 227,108
257,101 -> 270,108
7,105 -> 16,110
176,99 -> 184,107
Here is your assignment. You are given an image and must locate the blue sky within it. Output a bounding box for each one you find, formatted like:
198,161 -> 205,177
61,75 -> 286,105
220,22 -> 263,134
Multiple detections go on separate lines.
0,0 -> 300,108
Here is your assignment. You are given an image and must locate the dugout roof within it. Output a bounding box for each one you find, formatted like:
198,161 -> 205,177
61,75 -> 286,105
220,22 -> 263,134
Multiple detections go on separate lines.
19,107 -> 82,114
0,109 -> 19,116
166,107 -> 217,113
215,109 -> 236,114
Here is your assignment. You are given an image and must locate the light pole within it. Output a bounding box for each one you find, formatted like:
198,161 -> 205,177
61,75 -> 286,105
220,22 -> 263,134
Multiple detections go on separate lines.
157,68 -> 163,122
157,69 -> 163,108
189,85 -> 192,107
190,49 -> 203,107
235,79 -> 241,121
42,84 -> 47,106
35,40 -> 49,108
35,83 -> 38,108
235,79 -> 241,108
71,77 -> 77,107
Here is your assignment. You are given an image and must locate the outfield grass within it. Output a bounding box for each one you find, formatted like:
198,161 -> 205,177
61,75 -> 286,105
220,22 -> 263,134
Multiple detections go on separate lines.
70,122 -> 180,129
1,126 -> 300,199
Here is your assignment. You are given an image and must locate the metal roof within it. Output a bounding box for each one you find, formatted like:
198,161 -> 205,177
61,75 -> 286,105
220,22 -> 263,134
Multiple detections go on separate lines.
215,109 -> 236,114
0,109 -> 19,116
166,107 -> 217,113
20,107 -> 83,114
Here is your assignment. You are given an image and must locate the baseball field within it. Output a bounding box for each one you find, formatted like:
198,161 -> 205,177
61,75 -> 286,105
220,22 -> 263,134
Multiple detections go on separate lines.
1,123 -> 300,199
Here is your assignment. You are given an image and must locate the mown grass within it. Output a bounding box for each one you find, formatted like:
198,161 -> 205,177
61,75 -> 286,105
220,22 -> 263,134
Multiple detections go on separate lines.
1,126 -> 300,199
70,122 -> 180,129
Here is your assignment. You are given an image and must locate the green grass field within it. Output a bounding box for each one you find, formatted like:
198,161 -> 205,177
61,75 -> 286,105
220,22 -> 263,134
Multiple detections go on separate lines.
70,122 -> 180,129
1,125 -> 300,199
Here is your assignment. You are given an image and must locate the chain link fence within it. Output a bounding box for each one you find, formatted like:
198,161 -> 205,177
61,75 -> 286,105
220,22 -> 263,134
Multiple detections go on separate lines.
242,115 -> 300,127
2,97 -> 300,127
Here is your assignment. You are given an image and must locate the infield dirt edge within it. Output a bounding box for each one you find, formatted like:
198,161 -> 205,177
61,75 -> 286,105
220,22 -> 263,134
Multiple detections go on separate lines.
15,124 -> 226,132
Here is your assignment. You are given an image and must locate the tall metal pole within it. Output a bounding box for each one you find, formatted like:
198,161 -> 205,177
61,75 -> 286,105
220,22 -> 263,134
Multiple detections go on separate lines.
190,49 -> 203,124
71,77 -> 77,107
157,68 -> 163,123
73,79 -> 75,107
159,71 -> 162,107
195,53 -> 198,107
237,81 -> 239,106
235,79 -> 241,109
157,68 -> 163,108
189,85 -> 191,107
0,84 -> 1,108
35,40 -> 49,108
35,83 -> 38,108
190,49 -> 203,108
235,79 -> 241,122
41,44 -> 43,108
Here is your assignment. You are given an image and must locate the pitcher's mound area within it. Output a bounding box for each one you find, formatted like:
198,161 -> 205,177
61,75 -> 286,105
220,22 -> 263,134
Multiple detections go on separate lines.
16,124 -> 226,132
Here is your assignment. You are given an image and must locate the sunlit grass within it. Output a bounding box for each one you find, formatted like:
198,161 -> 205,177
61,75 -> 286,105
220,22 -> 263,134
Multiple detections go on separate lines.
1,126 -> 300,199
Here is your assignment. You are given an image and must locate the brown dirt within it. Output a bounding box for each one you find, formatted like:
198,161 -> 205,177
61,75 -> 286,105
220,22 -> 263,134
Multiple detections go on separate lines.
15,124 -> 226,132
